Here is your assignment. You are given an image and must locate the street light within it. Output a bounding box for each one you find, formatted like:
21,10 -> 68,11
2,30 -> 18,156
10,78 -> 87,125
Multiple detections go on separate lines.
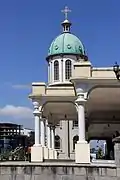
113,62 -> 120,80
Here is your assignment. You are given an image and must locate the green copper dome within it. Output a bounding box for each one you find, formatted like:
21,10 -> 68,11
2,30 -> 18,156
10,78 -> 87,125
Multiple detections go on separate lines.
48,33 -> 85,57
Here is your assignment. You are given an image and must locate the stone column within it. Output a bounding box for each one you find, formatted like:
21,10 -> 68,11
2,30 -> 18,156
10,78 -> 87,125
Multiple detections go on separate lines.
51,126 -> 55,149
47,124 -> 51,148
50,125 -> 52,148
41,119 -> 45,146
48,63 -> 50,83
75,92 -> 90,163
41,119 -> 49,159
48,124 -> 54,159
76,94 -> 86,143
113,137 -> 120,167
31,102 -> 44,162
52,126 -> 57,159
51,61 -> 54,83
33,102 -> 40,146
114,143 -> 120,167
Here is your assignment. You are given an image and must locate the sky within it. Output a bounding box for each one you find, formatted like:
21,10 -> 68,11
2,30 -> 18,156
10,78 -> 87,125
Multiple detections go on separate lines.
0,0 -> 120,128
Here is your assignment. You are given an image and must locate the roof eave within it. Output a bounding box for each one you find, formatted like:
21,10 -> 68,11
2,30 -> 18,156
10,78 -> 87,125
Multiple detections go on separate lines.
46,53 -> 88,61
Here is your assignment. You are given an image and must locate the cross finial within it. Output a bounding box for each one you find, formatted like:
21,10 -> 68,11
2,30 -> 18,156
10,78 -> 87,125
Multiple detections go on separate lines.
61,6 -> 71,20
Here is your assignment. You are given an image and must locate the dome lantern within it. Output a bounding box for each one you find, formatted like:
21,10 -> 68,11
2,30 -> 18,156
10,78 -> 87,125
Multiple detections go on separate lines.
61,6 -> 72,33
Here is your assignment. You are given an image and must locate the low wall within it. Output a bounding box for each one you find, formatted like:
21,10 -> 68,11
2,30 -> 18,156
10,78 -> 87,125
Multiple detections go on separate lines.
0,143 -> 119,180
0,162 -> 119,180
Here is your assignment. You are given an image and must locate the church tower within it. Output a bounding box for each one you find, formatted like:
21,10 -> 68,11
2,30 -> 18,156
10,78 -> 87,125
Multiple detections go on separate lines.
46,6 -> 88,86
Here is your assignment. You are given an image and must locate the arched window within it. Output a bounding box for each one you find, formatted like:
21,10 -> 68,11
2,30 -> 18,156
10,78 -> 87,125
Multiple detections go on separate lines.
55,135 -> 60,149
54,60 -> 59,81
65,60 -> 72,80
73,135 -> 79,151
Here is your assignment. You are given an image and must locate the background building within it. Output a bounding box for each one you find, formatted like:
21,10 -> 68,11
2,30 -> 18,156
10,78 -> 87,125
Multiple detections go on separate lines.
0,122 -> 34,152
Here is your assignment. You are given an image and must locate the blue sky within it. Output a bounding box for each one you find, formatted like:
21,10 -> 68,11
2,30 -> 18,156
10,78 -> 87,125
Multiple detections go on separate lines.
0,0 -> 120,128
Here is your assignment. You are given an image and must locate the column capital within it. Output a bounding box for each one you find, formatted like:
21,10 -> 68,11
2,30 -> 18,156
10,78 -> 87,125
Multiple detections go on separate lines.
75,93 -> 86,106
33,101 -> 41,116
33,101 -> 39,109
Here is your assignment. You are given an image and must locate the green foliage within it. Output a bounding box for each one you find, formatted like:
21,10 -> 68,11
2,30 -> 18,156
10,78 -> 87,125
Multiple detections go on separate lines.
96,147 -> 104,159
0,146 -> 27,161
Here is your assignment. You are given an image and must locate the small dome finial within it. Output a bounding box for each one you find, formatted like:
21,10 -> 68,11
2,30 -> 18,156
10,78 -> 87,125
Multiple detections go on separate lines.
61,6 -> 72,33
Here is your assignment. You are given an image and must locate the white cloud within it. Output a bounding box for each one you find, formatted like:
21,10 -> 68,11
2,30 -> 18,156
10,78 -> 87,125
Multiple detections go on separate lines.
0,105 -> 33,120
3,82 -> 31,90
11,84 -> 31,90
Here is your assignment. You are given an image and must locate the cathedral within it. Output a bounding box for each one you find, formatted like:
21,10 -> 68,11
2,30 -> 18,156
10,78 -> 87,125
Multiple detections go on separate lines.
29,7 -> 120,163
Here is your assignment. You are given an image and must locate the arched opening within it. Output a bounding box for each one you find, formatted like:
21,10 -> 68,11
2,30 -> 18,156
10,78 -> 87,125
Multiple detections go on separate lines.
54,60 -> 59,81
73,135 -> 79,151
65,60 -> 72,80
55,135 -> 61,149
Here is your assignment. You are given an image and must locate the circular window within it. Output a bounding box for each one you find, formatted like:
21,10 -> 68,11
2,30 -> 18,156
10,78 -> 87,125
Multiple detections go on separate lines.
55,45 -> 58,50
67,44 -> 71,49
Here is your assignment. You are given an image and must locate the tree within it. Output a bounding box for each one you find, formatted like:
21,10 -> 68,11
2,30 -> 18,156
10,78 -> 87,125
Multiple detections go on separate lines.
97,147 -> 103,159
